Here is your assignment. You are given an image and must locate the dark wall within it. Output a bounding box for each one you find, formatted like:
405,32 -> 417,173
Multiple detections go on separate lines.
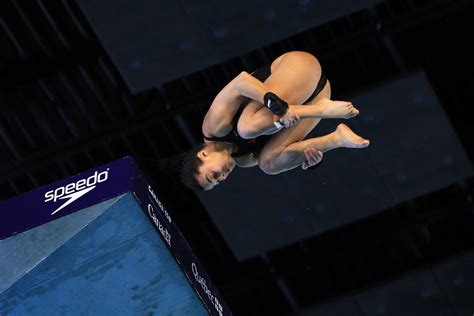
294,250 -> 474,316
77,0 -> 382,92
198,71 -> 473,260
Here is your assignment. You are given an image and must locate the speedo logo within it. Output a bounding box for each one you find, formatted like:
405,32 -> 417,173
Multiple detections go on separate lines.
44,169 -> 109,215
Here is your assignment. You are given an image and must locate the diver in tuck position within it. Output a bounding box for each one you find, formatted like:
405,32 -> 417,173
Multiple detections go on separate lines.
179,51 -> 370,191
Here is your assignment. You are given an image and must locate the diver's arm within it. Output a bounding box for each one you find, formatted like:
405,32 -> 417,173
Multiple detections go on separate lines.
202,72 -> 294,138
202,72 -> 272,138
236,72 -> 295,128
234,71 -> 269,104
234,152 -> 259,168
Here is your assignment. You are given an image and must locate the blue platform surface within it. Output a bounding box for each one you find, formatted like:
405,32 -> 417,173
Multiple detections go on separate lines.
0,195 -> 123,294
0,157 -> 230,316
0,193 -> 207,315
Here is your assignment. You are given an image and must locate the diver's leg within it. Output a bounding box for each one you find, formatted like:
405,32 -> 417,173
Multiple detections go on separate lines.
237,51 -> 358,139
236,51 -> 323,138
258,123 -> 370,175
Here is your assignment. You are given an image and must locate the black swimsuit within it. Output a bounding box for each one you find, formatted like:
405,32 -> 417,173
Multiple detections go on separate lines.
204,64 -> 328,158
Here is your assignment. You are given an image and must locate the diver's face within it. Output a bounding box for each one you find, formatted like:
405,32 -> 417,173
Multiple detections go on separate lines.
196,146 -> 236,190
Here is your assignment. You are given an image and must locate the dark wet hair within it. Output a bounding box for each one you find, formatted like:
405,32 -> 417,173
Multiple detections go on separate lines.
136,143 -> 207,191
179,142 -> 206,191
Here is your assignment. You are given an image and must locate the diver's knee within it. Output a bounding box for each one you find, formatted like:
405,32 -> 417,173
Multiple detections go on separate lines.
237,120 -> 258,140
258,154 -> 280,175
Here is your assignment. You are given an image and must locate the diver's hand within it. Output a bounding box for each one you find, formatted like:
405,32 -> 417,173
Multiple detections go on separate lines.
278,108 -> 300,128
302,146 -> 323,170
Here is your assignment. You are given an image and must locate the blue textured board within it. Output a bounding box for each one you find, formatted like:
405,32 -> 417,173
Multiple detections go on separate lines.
0,194 -> 124,294
0,193 -> 208,315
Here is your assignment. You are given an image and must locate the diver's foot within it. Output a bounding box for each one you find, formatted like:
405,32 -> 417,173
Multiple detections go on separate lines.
335,123 -> 370,148
314,98 -> 359,119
